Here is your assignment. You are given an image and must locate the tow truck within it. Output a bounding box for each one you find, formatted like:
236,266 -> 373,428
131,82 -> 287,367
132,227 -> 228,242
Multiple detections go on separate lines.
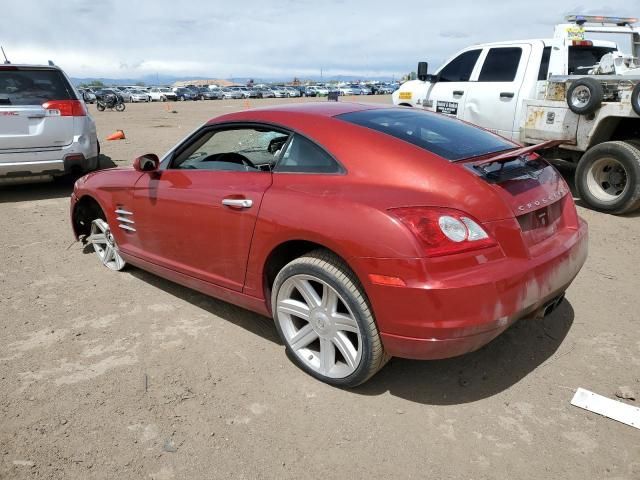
393,15 -> 640,214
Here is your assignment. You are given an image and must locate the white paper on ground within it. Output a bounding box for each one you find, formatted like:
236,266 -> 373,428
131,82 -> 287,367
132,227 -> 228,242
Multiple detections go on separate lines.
571,387 -> 640,430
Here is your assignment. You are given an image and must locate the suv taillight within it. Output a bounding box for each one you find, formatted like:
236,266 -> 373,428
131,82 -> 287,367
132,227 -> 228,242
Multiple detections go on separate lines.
389,207 -> 497,257
42,100 -> 87,117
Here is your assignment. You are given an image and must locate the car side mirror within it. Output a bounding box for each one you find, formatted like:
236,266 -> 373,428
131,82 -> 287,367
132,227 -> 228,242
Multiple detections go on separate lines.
133,153 -> 159,172
417,61 -> 429,81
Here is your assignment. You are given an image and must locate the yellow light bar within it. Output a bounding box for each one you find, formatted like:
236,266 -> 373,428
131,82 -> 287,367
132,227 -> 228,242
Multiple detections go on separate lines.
566,14 -> 638,26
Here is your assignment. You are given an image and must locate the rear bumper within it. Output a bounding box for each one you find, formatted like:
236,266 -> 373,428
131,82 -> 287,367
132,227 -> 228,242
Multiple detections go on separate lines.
0,141 -> 98,180
360,220 -> 588,360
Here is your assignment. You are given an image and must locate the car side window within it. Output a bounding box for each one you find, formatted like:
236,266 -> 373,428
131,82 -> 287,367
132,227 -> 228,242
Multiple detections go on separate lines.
438,49 -> 481,82
478,47 -> 523,82
274,134 -> 342,174
170,127 -> 290,172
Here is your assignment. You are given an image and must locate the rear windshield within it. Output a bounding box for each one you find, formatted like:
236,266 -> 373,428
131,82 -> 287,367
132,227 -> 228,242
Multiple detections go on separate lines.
338,108 -> 515,161
568,46 -> 616,74
0,68 -> 75,106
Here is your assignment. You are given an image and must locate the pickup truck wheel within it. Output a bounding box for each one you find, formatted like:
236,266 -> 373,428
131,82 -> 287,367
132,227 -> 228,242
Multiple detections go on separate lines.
567,78 -> 603,115
576,141 -> 640,214
272,250 -> 388,387
631,83 -> 640,117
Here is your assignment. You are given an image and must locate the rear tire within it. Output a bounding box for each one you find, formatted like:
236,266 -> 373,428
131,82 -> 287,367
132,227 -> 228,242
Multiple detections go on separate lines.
631,83 -> 640,117
575,141 -> 640,214
567,78 -> 603,115
271,250 -> 388,387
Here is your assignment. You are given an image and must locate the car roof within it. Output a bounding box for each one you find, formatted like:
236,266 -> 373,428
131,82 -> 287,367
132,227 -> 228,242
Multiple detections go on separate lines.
210,101 -> 381,123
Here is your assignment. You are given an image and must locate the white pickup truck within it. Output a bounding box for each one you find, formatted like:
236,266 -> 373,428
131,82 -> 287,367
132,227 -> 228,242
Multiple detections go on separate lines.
393,15 -> 640,214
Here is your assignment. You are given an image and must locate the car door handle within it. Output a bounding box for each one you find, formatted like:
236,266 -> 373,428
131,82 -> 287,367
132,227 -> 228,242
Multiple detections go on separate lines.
222,198 -> 253,208
453,90 -> 464,96
500,92 -> 515,98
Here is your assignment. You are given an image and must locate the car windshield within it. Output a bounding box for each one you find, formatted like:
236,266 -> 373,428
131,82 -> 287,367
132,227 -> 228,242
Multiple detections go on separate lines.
338,108 -> 516,161
0,68 -> 75,105
160,88 -> 172,92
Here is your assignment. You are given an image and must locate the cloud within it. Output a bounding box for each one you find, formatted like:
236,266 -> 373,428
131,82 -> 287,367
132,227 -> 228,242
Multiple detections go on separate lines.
2,0 -> 638,79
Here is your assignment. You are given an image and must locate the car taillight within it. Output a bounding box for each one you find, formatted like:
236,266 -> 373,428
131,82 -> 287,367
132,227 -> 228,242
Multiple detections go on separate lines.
389,207 -> 497,257
42,100 -> 87,117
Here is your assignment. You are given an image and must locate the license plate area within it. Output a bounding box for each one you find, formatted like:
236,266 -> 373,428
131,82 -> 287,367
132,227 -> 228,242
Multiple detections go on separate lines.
0,115 -> 29,135
517,198 -> 565,246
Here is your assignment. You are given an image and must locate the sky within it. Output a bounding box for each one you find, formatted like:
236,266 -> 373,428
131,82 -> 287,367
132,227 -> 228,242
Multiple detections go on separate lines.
2,0 -> 638,80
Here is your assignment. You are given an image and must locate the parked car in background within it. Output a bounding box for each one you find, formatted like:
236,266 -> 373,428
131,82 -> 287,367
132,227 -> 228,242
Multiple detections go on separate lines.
284,86 -> 301,97
128,89 -> 151,102
270,86 -> 288,98
236,87 -> 258,99
0,64 -> 99,184
148,87 -> 177,102
376,83 -> 397,94
196,87 -> 222,100
172,87 -> 198,101
70,102 -> 587,387
315,85 -> 331,96
221,88 -> 243,99
359,85 -> 372,95
255,87 -> 275,98
338,85 -> 355,95
78,88 -> 96,103
115,89 -> 133,102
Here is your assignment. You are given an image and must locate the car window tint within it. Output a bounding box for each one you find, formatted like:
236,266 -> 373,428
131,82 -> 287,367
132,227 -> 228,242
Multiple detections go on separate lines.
478,48 -> 523,82
538,46 -> 552,81
171,127 -> 289,172
438,50 -> 481,82
274,134 -> 342,174
0,68 -> 75,105
338,108 -> 515,161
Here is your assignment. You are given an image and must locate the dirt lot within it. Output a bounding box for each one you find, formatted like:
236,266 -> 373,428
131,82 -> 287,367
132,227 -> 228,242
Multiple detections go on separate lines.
1,97 -> 639,480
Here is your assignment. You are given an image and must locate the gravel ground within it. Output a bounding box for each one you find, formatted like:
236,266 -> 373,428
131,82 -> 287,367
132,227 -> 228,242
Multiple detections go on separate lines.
1,97 -> 639,480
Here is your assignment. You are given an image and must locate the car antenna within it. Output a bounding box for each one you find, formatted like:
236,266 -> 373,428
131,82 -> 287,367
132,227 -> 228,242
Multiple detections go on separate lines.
1,46 -> 10,64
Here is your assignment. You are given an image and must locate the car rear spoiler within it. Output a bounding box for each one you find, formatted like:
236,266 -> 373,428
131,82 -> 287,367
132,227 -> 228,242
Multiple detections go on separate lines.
475,140 -> 564,164
465,140 -> 564,184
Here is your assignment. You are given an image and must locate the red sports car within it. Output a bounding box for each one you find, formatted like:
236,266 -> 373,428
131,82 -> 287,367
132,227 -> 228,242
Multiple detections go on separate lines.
70,102 -> 588,387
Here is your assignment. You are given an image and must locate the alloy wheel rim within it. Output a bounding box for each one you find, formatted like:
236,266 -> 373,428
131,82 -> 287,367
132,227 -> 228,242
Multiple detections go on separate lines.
276,274 -> 362,379
586,156 -> 629,202
87,219 -> 126,271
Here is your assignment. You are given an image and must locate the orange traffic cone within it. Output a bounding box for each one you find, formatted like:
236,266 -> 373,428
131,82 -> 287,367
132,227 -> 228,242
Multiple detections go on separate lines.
106,130 -> 125,141
165,103 -> 170,111
243,99 -> 250,109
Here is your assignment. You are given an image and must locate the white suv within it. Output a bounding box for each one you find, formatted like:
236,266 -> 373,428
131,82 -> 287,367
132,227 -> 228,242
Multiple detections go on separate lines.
0,64 -> 99,184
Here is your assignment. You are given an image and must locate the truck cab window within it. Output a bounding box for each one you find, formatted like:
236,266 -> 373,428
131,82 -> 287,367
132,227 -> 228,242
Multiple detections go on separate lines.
538,46 -> 552,81
568,46 -> 616,74
438,50 -> 481,82
478,47 -> 523,82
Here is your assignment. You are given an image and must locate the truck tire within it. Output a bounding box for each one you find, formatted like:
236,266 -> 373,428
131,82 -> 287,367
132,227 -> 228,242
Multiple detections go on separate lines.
631,83 -> 640,117
567,78 -> 603,115
576,141 -> 640,214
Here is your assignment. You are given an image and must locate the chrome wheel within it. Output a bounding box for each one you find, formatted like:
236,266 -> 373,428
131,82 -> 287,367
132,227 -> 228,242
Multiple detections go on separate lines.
276,274 -> 362,379
570,85 -> 592,109
87,219 -> 126,271
586,156 -> 629,202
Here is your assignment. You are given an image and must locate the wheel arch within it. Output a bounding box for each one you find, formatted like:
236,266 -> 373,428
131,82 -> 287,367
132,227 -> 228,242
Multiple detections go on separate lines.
261,239 -> 360,310
72,194 -> 106,240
